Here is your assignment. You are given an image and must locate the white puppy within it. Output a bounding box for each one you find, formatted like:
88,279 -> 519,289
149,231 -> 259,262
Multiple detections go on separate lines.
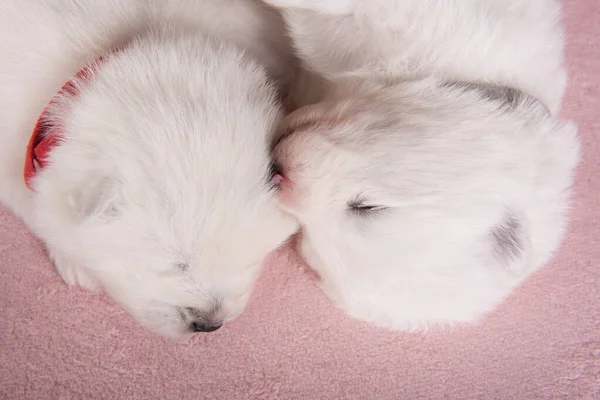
265,0 -> 580,330
0,0 -> 299,337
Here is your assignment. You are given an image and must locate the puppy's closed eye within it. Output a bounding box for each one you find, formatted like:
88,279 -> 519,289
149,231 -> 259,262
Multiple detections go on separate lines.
347,196 -> 387,217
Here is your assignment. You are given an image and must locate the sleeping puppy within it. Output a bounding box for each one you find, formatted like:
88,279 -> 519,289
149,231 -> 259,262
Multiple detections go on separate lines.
0,0 -> 299,337
265,0 -> 580,330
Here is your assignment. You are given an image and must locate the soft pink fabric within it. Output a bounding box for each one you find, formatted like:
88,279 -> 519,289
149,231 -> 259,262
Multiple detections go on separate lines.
1,1 -> 599,398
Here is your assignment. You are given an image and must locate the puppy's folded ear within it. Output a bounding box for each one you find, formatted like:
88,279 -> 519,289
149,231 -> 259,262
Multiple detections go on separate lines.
488,210 -> 533,278
441,81 -> 550,117
262,0 -> 352,14
272,93 -> 396,152
278,103 -> 332,135
66,176 -> 120,221
271,99 -> 357,150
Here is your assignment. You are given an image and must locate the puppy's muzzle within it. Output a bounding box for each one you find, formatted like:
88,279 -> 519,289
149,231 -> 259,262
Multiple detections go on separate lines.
183,306 -> 223,333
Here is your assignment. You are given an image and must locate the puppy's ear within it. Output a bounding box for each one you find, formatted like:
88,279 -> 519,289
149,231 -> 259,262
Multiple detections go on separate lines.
272,100 -> 357,150
262,0 -> 352,14
488,210 -> 533,277
442,81 -> 549,116
272,93 -> 397,152
279,103 -> 334,134
67,176 -> 120,221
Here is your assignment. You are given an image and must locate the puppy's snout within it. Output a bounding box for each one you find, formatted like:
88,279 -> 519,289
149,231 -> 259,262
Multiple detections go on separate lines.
190,321 -> 222,333
184,306 -> 223,333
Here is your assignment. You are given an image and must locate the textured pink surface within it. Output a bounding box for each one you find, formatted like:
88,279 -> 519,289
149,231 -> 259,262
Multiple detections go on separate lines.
1,1 -> 599,399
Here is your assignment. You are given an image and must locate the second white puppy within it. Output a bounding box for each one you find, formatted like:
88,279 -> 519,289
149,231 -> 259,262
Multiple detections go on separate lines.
266,0 -> 580,330
0,0 -> 299,337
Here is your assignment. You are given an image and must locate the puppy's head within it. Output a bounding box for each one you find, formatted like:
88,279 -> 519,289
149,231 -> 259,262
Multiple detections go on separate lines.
272,79 -> 579,282
30,32 -> 297,337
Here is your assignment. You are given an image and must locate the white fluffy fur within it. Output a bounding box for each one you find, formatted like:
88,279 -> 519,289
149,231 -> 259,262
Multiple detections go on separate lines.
265,0 -> 580,330
0,0 -> 299,337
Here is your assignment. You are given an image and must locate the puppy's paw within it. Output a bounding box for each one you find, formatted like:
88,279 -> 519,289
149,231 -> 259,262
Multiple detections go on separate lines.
49,249 -> 100,291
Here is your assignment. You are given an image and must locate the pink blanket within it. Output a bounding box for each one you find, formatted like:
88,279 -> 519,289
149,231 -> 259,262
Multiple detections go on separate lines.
1,0 -> 598,398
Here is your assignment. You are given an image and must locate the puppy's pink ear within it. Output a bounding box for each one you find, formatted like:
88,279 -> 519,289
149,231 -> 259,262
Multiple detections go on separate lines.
280,103 -> 330,134
262,0 -> 352,14
273,101 -> 355,149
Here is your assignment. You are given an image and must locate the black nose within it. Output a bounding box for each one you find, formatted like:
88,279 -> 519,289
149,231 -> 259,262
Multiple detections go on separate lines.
191,321 -> 222,333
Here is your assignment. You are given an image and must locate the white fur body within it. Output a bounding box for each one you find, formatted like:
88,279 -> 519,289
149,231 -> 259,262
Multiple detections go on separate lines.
265,0 -> 580,330
0,0 -> 299,336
